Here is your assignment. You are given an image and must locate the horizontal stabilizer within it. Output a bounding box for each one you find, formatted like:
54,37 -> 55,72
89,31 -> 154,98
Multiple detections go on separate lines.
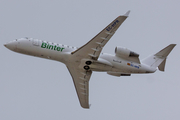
142,44 -> 176,71
155,44 -> 176,57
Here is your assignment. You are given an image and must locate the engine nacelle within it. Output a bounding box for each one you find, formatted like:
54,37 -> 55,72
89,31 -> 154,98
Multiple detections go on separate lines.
115,46 -> 139,57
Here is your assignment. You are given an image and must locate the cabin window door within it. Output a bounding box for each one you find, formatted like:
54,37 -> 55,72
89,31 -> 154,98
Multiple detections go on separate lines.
32,39 -> 39,46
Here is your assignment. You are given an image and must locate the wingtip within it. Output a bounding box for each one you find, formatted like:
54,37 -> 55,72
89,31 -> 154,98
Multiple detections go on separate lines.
171,44 -> 177,46
169,44 -> 177,48
167,44 -> 176,48
124,10 -> 130,17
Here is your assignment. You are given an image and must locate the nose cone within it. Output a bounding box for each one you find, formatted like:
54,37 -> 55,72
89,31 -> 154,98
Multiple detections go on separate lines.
4,41 -> 17,51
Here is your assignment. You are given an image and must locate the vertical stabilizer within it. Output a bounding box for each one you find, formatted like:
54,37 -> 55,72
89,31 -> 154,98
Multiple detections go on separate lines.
142,44 -> 176,71
158,58 -> 166,71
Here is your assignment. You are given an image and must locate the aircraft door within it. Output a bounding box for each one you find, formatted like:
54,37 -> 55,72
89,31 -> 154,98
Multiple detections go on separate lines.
32,39 -> 39,46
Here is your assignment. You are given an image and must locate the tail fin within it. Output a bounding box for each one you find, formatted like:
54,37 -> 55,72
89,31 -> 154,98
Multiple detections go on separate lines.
142,44 -> 176,71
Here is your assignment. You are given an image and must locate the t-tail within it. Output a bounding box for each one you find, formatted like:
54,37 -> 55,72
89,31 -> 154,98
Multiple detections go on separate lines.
141,44 -> 176,71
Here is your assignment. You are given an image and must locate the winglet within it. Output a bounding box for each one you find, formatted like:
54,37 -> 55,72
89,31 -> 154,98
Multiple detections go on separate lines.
123,10 -> 130,17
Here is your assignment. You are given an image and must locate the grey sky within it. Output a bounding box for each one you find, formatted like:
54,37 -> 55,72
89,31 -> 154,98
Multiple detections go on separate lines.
1,0 -> 180,120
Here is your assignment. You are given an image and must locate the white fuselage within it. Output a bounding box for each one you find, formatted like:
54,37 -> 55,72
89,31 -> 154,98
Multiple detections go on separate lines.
4,38 -> 156,74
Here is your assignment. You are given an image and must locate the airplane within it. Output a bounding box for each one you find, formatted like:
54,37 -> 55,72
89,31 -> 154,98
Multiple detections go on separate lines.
4,11 -> 176,109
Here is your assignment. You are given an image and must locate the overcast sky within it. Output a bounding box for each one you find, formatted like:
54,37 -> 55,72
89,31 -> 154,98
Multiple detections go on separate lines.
1,0 -> 180,120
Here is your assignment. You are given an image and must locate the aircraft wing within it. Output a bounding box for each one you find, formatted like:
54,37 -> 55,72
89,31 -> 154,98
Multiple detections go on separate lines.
68,11 -> 130,108
71,11 -> 130,60
66,64 -> 92,109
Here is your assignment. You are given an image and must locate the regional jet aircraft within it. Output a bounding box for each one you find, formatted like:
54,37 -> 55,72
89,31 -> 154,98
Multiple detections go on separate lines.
4,11 -> 176,109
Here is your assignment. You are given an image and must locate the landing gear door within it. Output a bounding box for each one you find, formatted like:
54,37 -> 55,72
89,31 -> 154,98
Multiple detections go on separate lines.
32,39 -> 39,46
